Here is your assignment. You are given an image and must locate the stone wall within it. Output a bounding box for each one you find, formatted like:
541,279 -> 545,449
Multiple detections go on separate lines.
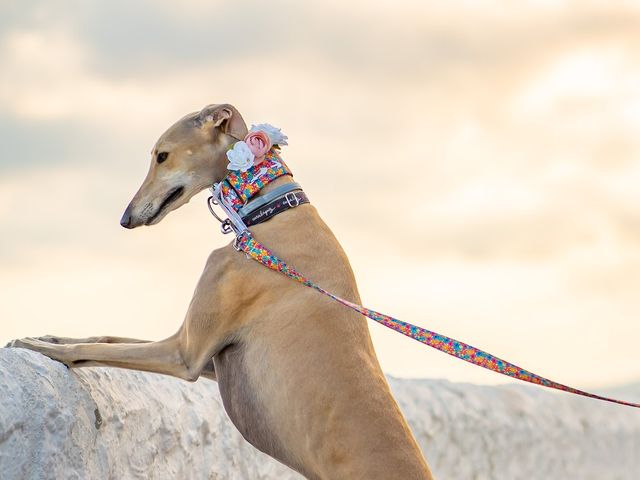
1,349 -> 638,479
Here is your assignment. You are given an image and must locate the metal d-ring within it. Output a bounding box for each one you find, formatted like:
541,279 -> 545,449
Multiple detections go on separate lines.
207,196 -> 226,224
208,196 -> 236,235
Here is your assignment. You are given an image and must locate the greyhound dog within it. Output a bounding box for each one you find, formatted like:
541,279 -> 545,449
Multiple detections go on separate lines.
8,104 -> 434,479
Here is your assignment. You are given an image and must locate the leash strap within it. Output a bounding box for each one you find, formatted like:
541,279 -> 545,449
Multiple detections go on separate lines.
236,231 -> 640,409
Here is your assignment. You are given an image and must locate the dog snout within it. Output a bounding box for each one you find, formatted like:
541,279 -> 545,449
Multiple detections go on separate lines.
120,205 -> 135,229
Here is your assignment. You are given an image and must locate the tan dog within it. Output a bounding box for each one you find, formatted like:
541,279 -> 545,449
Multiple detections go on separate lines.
9,104 -> 434,480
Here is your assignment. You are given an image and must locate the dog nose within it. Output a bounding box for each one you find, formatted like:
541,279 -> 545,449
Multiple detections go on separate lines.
120,206 -> 134,229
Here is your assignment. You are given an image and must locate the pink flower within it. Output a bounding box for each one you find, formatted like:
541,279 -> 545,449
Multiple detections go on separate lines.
244,130 -> 272,165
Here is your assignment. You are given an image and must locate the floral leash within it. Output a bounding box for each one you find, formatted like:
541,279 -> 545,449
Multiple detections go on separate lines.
235,232 -> 639,408
218,124 -> 639,409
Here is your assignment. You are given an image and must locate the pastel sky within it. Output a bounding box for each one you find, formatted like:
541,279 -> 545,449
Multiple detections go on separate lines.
1,0 -> 639,390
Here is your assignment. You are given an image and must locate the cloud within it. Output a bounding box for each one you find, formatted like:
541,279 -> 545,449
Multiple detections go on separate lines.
1,0 -> 640,385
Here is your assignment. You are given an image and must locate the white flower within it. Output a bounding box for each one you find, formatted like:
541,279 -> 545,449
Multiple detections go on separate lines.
250,123 -> 288,146
226,141 -> 255,171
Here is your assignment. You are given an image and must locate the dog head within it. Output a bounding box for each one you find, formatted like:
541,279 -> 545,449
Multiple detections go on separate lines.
120,103 -> 247,228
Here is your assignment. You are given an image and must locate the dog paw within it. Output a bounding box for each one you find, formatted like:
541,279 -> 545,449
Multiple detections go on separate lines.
4,338 -> 74,368
6,335 -> 65,348
3,338 -> 36,348
8,337 -> 73,367
7,336 -> 66,357
6,337 -> 40,350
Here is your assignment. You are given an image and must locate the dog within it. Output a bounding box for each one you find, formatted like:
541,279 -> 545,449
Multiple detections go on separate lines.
8,104 -> 434,479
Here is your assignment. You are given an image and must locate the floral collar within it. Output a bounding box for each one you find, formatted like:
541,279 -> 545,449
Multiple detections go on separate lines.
219,148 -> 293,212
210,123 -> 309,232
214,123 -> 293,213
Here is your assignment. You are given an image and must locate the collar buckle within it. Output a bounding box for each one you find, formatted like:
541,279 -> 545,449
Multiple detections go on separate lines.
285,191 -> 300,208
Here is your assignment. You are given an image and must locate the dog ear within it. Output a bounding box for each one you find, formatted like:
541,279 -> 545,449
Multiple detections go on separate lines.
196,104 -> 248,141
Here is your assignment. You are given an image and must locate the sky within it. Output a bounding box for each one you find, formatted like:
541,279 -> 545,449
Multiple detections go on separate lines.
1,0 -> 640,391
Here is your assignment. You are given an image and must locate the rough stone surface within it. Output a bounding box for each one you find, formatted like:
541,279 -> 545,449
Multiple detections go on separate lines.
1,348 -> 639,479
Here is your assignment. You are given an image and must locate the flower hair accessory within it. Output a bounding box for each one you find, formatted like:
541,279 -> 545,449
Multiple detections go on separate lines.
226,141 -> 255,172
250,124 -> 288,146
226,123 -> 288,172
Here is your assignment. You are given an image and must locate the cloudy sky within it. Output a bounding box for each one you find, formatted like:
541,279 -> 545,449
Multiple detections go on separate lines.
1,0 -> 639,392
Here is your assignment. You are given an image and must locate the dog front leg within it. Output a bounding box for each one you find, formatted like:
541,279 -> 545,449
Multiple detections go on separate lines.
18,335 -> 218,380
9,331 -> 218,382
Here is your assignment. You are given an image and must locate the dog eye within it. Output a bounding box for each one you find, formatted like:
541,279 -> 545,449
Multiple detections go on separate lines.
157,152 -> 169,164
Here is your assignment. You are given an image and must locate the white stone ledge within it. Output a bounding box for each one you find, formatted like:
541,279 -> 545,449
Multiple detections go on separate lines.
1,349 -> 638,479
